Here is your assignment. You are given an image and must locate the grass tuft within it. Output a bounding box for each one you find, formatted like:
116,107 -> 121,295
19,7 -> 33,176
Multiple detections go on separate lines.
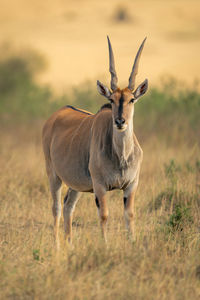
166,205 -> 193,233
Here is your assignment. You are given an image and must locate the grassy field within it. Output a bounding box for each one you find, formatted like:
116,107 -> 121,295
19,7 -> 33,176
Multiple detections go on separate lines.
0,120 -> 199,299
0,49 -> 200,298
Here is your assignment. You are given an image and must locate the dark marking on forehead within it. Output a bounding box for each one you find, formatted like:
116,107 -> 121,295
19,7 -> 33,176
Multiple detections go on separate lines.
118,94 -> 124,119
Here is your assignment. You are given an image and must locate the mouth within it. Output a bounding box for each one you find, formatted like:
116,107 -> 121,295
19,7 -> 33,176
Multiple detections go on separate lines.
114,124 -> 127,132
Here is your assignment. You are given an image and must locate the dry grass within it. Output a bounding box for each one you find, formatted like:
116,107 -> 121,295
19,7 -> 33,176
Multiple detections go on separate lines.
0,123 -> 199,299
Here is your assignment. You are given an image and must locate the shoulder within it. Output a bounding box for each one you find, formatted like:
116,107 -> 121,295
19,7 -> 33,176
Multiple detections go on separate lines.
93,106 -> 112,126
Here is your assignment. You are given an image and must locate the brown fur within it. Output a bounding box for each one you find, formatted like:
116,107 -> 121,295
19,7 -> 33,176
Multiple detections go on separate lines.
42,37 -> 148,247
42,100 -> 143,245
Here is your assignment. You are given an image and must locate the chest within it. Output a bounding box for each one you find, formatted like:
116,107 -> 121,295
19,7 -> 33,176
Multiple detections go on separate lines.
89,124 -> 143,191
94,150 -> 141,191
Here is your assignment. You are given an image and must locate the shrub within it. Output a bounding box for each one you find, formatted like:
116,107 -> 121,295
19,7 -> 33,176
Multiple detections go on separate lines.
0,47 -> 54,122
112,5 -> 131,23
0,45 -> 200,145
166,205 -> 193,232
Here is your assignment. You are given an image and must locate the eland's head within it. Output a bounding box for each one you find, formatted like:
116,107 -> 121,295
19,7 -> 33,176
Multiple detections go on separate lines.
97,36 -> 148,132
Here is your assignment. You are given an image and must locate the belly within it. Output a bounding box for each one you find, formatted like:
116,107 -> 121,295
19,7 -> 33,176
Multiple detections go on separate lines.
54,160 -> 93,192
51,131 -> 93,192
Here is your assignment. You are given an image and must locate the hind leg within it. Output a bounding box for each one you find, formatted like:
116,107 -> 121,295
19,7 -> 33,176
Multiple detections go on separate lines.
63,188 -> 81,244
49,172 -> 62,250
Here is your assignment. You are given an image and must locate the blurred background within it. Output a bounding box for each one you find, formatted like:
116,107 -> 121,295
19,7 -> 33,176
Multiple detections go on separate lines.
1,0 -> 200,89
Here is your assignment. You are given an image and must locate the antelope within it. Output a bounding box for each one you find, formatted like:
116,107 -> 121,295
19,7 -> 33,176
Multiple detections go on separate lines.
42,36 -> 148,248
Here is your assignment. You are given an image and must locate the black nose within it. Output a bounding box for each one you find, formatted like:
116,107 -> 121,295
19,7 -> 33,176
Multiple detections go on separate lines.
115,118 -> 125,126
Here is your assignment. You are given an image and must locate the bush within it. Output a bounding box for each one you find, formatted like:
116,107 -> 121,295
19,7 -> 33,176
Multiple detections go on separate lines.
135,78 -> 200,140
0,45 -> 200,145
112,5 -> 131,23
0,47 -> 55,122
166,205 -> 193,233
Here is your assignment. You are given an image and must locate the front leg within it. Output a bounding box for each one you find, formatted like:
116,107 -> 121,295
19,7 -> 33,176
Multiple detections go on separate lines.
123,180 -> 139,240
93,183 -> 108,243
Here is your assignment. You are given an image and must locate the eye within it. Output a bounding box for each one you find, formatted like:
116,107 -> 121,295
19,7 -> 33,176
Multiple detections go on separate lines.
129,98 -> 135,104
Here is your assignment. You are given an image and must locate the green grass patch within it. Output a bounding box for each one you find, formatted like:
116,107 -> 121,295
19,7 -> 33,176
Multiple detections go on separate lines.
166,205 -> 193,233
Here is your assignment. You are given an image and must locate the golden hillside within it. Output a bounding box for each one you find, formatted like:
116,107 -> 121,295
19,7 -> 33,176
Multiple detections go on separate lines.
1,0 -> 200,90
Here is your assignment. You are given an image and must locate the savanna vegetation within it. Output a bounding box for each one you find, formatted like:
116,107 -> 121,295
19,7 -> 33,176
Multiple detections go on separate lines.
0,50 -> 200,299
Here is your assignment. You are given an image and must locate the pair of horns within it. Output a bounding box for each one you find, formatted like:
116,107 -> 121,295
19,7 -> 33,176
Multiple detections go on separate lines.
107,36 -> 147,91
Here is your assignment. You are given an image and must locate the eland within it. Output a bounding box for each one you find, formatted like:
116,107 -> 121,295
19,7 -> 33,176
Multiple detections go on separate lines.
42,36 -> 148,248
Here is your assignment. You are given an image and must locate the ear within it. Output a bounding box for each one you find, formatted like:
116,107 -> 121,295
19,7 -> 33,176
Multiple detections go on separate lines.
97,80 -> 111,98
133,79 -> 148,101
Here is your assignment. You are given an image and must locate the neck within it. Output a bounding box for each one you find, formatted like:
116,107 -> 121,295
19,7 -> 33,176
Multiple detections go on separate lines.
112,121 -> 134,166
